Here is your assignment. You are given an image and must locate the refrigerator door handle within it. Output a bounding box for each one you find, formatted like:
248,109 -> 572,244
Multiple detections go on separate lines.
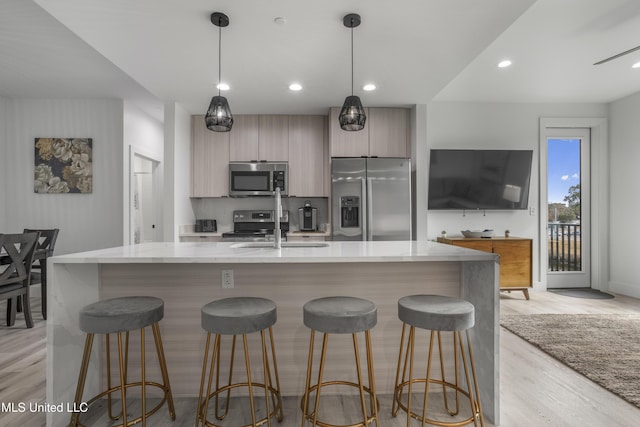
367,177 -> 373,241
361,178 -> 367,241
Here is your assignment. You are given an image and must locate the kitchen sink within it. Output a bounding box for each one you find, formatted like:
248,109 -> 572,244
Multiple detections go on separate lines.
230,242 -> 329,249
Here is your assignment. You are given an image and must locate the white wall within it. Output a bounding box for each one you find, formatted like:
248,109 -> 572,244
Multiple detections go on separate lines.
0,97 -> 6,231
4,98 -> 124,255
123,101 -> 164,243
422,101 -> 608,285
163,102 -> 193,242
609,92 -> 640,298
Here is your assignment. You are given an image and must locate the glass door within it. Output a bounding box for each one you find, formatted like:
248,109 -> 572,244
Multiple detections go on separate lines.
545,128 -> 591,288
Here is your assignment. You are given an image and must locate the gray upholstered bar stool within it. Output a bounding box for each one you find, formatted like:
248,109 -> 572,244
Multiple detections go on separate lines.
392,295 -> 484,427
301,296 -> 379,427
69,296 -> 175,427
196,297 -> 283,427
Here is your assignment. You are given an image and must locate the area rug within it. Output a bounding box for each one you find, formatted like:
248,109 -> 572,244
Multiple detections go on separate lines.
500,314 -> 640,408
548,288 -> 615,299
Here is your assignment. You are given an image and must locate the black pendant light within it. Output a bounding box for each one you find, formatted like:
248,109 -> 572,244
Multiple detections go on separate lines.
339,13 -> 366,132
205,12 -> 233,132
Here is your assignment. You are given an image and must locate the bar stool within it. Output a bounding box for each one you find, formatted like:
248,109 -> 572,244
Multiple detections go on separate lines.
69,296 -> 175,427
392,294 -> 484,427
301,296 -> 379,427
196,297 -> 283,427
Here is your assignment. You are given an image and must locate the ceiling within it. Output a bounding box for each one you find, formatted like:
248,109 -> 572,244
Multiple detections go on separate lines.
2,0 -> 640,120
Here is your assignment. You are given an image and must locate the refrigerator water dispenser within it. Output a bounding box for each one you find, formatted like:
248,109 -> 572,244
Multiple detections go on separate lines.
341,196 -> 360,228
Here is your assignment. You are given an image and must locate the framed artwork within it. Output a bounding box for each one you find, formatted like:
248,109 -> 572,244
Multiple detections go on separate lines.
34,138 -> 93,193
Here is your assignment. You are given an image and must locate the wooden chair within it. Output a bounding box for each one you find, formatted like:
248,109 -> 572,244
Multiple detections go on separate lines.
0,232 -> 39,328
22,228 -> 59,319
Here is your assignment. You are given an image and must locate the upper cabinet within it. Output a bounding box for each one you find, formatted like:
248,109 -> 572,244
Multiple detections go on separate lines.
329,107 -> 409,158
368,108 -> 409,158
229,115 -> 289,162
288,115 -> 328,197
259,115 -> 289,161
328,107 -> 369,157
191,115 -> 229,197
229,115 -> 259,161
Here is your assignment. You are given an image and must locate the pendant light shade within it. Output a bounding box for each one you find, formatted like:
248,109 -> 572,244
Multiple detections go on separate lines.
339,95 -> 366,131
206,12 -> 233,132
205,95 -> 233,132
339,13 -> 366,132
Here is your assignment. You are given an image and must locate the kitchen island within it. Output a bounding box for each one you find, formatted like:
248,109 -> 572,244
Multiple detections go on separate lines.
47,241 -> 500,426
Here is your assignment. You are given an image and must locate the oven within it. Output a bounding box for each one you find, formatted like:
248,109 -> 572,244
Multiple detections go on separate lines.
229,162 -> 288,197
221,210 -> 289,242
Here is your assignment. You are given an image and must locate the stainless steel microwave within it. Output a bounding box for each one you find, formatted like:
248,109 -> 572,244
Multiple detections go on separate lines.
228,162 -> 288,196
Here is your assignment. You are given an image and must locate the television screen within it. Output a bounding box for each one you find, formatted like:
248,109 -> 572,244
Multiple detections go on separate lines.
428,149 -> 533,210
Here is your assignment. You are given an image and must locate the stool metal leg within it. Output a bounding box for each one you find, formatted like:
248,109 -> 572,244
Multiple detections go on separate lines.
365,330 -> 379,425
151,322 -> 176,419
69,333 -> 94,427
140,327 -> 146,426
301,329 -> 315,427
268,327 -> 284,421
116,332 -> 129,427
260,330 -> 272,427
195,332 -> 212,427
242,333 -> 258,426
440,331 -> 461,416
352,332 -> 368,424
312,332 -> 329,426
200,333 -> 221,427
215,335 -> 236,420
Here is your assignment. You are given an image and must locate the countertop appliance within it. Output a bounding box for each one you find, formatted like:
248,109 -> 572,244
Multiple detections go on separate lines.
221,210 -> 289,242
332,158 -> 411,241
229,162 -> 288,197
298,200 -> 317,231
195,219 -> 217,232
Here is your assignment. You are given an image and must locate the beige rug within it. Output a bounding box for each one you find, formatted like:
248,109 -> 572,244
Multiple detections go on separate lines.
500,314 -> 640,408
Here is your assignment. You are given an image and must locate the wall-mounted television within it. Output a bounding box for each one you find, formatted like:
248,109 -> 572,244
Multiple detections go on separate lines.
428,149 -> 533,210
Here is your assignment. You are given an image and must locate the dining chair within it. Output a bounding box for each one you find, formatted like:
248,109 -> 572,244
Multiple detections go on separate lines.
0,232 -> 39,328
22,228 -> 59,319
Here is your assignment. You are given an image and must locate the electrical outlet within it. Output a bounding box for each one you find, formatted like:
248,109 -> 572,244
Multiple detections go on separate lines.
221,269 -> 234,289
529,207 -> 536,216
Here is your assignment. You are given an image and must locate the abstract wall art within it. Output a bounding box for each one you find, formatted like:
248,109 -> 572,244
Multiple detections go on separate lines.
34,137 -> 93,193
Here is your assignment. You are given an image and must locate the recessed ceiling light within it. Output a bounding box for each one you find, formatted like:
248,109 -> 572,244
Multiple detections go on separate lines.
289,83 -> 302,91
274,17 -> 287,25
363,84 -> 376,91
497,60 -> 512,68
217,83 -> 230,91
632,62 -> 640,69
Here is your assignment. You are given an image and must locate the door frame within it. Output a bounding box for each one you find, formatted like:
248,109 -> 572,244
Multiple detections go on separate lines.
538,118 -> 608,291
544,129 -> 591,288
126,146 -> 163,245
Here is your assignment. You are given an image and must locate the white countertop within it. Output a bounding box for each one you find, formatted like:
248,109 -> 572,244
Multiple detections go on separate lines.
51,241 -> 497,264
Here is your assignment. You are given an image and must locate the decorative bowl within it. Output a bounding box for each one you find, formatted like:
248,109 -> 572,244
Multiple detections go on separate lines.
461,229 -> 494,238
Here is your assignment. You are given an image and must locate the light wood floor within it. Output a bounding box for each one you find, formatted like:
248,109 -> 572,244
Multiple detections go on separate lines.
1,288 -> 640,426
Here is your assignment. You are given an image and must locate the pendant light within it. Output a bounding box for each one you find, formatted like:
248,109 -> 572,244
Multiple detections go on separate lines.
339,13 -> 366,132
205,12 -> 233,132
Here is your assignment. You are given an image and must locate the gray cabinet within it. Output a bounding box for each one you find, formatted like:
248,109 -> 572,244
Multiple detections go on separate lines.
191,115 -> 229,197
229,115 -> 260,161
329,107 -> 409,158
288,115 -> 328,197
229,115 -> 289,162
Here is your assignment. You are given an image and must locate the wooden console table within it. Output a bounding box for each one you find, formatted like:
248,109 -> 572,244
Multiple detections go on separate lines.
438,236 -> 532,300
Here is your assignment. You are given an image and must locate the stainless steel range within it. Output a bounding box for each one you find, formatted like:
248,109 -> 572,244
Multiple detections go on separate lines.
221,210 -> 289,242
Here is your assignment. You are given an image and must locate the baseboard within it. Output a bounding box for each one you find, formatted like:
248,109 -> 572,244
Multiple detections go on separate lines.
609,281 -> 640,299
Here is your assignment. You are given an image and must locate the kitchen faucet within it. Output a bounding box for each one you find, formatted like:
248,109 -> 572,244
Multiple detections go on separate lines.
274,187 -> 282,249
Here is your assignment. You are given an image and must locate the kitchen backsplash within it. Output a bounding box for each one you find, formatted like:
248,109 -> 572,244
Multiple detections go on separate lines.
190,197 -> 329,232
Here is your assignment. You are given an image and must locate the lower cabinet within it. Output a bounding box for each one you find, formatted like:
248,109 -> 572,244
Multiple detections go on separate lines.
438,236 -> 532,299
287,234 -> 326,242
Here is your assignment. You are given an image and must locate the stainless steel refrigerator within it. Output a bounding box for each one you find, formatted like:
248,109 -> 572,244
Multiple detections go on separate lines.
332,158 -> 412,241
